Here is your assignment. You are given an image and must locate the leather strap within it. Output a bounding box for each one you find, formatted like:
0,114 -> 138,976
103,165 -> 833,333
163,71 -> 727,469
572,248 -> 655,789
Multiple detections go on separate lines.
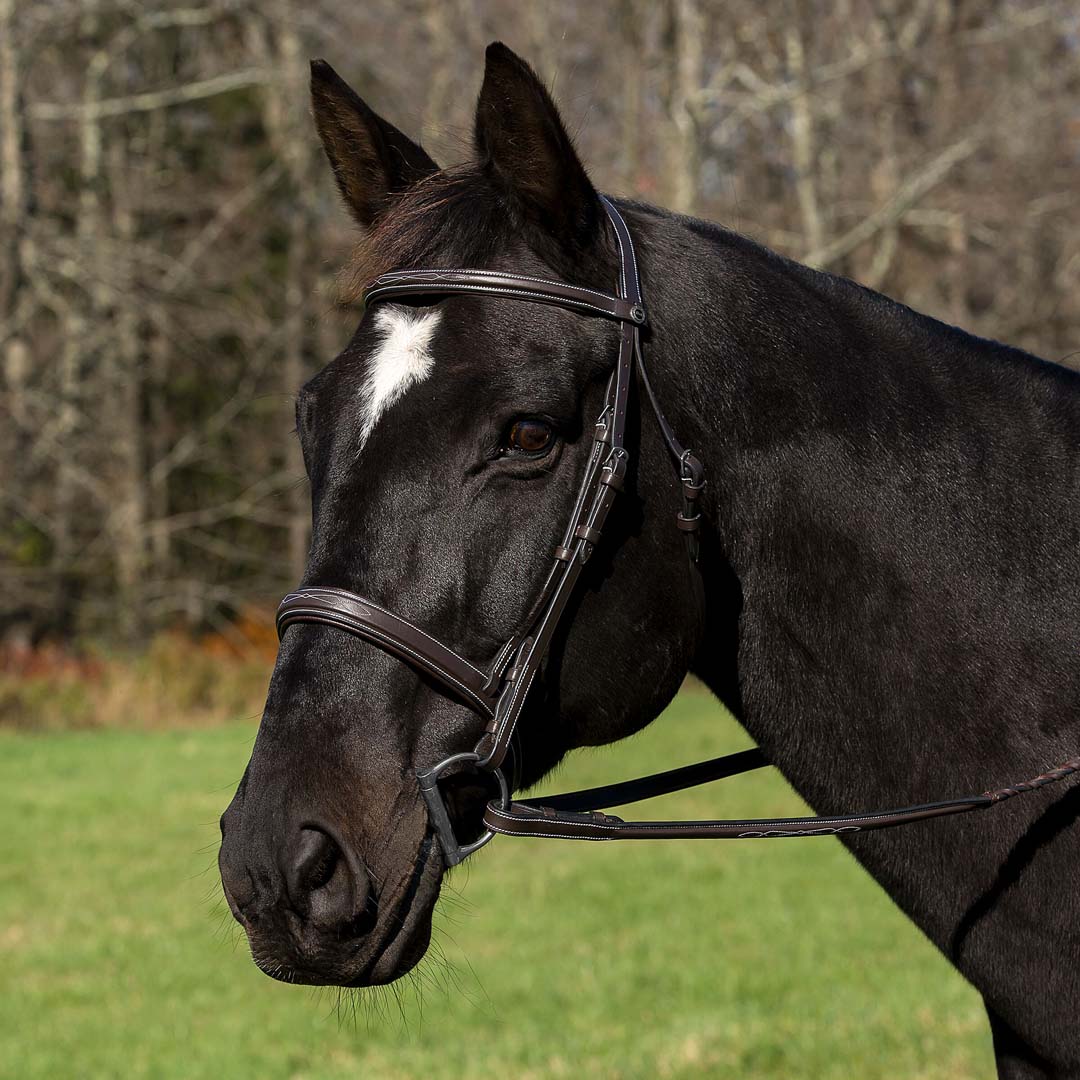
484,796 -> 990,841
525,747 -> 770,811
364,268 -> 647,325
277,587 -> 499,717
483,752 -> 1080,841
599,194 -> 705,559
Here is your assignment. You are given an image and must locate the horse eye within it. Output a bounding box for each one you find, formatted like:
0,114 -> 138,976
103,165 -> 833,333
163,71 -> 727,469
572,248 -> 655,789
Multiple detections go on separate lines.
506,418 -> 555,455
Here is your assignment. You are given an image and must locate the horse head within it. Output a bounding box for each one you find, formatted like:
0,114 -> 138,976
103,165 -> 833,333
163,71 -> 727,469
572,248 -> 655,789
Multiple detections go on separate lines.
218,44 -> 704,987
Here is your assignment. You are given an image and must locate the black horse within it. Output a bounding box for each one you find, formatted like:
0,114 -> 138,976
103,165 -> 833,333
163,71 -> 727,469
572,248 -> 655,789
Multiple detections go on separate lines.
219,44 -> 1080,1078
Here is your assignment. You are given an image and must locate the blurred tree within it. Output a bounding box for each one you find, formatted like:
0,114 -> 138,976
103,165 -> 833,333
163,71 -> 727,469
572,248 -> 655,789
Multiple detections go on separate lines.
1,0 -> 1076,644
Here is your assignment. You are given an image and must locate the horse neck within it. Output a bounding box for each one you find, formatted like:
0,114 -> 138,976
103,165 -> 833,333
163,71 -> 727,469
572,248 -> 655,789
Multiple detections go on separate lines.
641,209 -> 1080,813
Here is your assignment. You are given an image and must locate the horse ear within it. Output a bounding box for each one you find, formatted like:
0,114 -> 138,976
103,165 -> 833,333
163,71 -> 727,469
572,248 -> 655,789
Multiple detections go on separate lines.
474,42 -> 601,250
310,59 -> 439,230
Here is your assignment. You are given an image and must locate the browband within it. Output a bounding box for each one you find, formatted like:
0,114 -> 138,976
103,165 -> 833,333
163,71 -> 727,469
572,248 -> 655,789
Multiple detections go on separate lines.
364,268 -> 647,325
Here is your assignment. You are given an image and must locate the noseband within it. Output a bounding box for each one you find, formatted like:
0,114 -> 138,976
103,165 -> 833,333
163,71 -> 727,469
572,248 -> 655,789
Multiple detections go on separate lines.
277,197 -> 1079,867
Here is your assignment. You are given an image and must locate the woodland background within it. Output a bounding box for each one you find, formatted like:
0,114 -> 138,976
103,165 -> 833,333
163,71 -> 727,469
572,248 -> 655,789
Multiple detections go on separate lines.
1,0 -> 1078,715
1,5 -> 1077,1074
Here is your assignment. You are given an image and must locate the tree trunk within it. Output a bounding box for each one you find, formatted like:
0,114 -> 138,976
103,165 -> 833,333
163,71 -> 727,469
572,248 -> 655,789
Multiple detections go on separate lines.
53,1 -> 108,638
108,137 -> 147,641
786,23 -> 825,258
669,0 -> 704,214
0,0 -> 24,324
249,5 -> 315,584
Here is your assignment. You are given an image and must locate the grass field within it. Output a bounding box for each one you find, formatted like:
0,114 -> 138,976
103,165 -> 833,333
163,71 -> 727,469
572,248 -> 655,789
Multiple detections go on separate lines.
0,691 -> 995,1079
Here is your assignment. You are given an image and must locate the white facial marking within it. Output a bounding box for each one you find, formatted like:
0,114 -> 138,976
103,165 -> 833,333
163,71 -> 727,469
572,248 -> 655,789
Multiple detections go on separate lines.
358,307 -> 442,450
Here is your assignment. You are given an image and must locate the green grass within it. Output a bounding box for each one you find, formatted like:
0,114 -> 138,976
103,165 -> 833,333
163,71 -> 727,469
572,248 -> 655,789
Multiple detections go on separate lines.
0,693 -> 994,1079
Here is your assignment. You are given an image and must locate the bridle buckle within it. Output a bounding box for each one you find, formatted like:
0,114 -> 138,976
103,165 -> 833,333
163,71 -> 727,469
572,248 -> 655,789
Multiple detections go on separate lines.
679,449 -> 706,492
599,446 -> 628,491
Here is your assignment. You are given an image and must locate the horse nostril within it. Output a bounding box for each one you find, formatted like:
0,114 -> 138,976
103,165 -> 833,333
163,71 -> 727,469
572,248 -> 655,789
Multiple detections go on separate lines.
296,828 -> 339,891
287,826 -> 375,935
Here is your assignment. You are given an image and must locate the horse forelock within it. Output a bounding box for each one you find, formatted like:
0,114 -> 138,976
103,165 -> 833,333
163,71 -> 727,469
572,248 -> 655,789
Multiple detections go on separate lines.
336,165 -> 506,307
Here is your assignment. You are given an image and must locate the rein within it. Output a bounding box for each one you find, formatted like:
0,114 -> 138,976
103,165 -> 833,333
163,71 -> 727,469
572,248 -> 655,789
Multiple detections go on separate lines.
276,196 -> 1080,866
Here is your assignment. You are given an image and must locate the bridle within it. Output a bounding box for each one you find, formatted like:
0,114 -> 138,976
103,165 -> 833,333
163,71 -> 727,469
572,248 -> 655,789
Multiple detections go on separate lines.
277,196 -> 1079,867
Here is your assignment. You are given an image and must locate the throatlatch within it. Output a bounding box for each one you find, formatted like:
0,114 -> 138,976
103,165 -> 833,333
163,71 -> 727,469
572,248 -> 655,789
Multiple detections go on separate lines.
276,196 -> 1080,866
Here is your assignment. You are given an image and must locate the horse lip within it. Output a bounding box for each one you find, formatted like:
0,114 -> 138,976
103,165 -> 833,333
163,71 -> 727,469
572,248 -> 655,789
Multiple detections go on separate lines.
354,832 -> 441,985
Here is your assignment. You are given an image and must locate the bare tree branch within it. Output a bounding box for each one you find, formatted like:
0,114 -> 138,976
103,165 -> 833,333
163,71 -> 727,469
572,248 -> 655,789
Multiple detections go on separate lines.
803,136 -> 982,268
30,68 -> 278,121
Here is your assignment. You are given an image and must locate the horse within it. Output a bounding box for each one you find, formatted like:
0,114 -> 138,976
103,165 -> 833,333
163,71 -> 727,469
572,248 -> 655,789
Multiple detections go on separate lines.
218,43 -> 1080,1078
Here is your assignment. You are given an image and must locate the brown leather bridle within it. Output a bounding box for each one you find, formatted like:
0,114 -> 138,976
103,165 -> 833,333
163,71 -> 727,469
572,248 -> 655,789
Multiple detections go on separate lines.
277,197 -> 1079,866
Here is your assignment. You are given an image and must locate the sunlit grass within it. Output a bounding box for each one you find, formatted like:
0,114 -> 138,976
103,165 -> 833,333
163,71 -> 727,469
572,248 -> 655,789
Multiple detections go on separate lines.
0,693 -> 994,1079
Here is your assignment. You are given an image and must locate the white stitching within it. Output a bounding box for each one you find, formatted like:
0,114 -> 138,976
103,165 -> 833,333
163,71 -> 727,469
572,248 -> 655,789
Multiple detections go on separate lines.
279,606 -> 494,717
486,637 -> 517,682
367,281 -> 624,312
367,279 -> 626,313
493,666 -> 538,757
482,803 -> 939,834
601,196 -> 628,299
366,282 -> 627,321
289,588 -> 487,680
283,589 -> 479,672
604,196 -> 635,298
600,195 -> 641,303
487,826 -> 610,841
373,268 -> 621,304
279,597 -> 490,709
621,209 -> 642,301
